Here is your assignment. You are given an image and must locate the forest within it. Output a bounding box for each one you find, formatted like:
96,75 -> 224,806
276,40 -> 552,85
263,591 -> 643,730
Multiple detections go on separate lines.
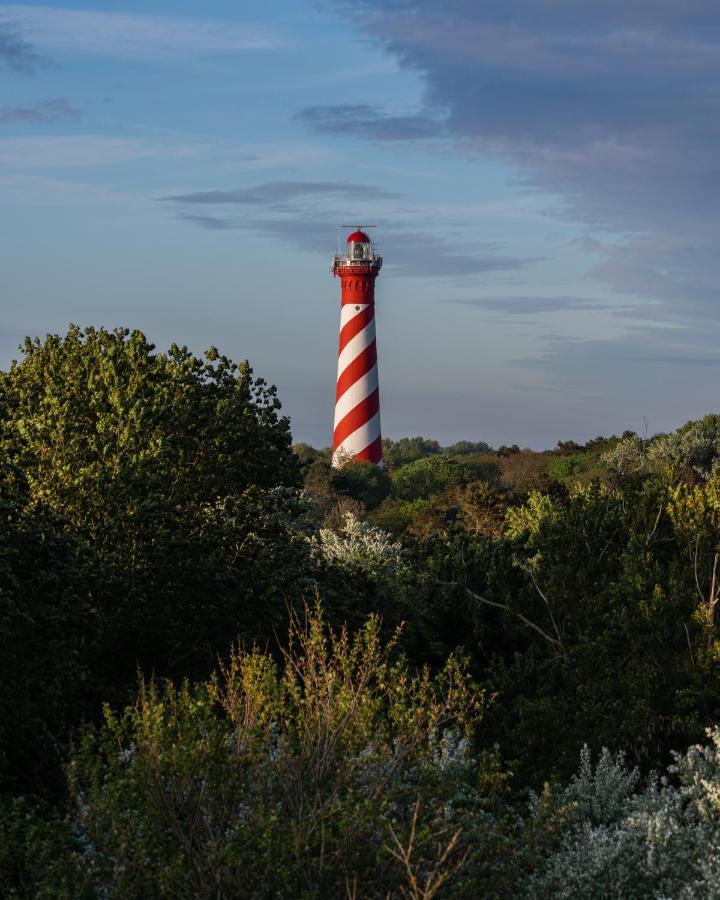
5,326 -> 720,898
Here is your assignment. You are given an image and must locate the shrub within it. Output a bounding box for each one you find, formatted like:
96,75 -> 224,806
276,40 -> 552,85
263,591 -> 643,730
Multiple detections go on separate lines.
65,608 -> 507,899
527,729 -> 720,898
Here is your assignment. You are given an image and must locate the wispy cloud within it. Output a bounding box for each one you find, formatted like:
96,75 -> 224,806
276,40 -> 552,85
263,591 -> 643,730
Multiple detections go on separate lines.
299,104 -> 445,140
178,213 -> 233,231
0,97 -> 80,124
253,217 -> 529,276
516,327 -> 720,383
447,296 -> 622,315
0,18 -> 45,71
0,5 -> 281,60
160,181 -> 401,206
0,135 -> 199,168
164,179 -> 532,277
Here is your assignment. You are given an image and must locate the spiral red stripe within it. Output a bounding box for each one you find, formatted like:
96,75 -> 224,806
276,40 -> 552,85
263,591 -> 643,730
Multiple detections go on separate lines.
336,340 -> 377,401
333,387 -> 380,448
353,434 -> 383,464
338,304 -> 374,354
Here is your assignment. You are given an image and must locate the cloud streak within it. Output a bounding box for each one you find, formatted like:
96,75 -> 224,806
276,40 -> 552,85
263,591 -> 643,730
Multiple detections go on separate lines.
299,104 -> 445,141
0,135 -> 199,168
0,18 -> 44,71
0,97 -> 80,124
447,296 -> 624,315
177,213 -> 233,231
164,179 -> 533,277
0,5 -> 281,60
160,181 -> 401,206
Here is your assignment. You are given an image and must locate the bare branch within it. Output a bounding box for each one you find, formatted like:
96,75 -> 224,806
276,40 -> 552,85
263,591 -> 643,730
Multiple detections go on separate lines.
517,563 -> 562,643
684,622 -> 695,667
438,580 -> 564,649
646,504 -> 663,548
694,535 -> 705,604
386,799 -> 466,900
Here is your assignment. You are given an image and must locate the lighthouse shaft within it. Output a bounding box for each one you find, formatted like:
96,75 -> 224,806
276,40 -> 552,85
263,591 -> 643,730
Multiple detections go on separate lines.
331,231 -> 383,467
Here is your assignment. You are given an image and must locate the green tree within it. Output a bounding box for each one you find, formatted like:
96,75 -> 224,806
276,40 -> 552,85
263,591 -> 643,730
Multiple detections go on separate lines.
411,474 -> 717,784
369,497 -> 432,536
292,441 -> 325,469
0,326 -> 307,721
392,454 -> 462,501
382,436 -> 442,470
332,458 -> 392,510
444,440 -> 491,456
0,460 -> 92,795
0,327 -> 299,518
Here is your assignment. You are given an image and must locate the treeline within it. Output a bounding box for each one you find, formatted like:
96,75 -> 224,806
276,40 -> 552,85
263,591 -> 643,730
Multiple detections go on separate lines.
294,431 -> 615,536
4,327 -> 720,897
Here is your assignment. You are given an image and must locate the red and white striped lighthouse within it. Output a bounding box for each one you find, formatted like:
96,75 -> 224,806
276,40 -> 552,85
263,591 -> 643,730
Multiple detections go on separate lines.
331,228 -> 383,467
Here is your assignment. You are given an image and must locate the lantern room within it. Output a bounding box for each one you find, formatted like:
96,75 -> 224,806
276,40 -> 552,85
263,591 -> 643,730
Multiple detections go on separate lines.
331,227 -> 382,275
347,229 -> 372,261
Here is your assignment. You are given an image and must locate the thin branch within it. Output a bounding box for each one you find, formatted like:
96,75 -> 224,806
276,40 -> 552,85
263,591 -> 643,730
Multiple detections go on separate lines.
711,553 -> 719,608
694,536 -> 705,603
438,580 -> 563,649
707,552 -> 719,650
684,622 -> 695,667
646,504 -> 663,548
386,799 -> 466,900
517,563 -> 562,642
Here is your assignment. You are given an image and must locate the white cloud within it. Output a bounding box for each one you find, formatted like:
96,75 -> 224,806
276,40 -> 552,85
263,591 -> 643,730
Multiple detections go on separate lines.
0,5 -> 281,60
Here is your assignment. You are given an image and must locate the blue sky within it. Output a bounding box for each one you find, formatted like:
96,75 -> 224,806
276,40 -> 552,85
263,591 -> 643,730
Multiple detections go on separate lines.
1,0 -> 718,448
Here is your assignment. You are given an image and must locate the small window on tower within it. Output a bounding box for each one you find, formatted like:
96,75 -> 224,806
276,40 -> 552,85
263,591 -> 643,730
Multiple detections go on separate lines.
352,243 -> 365,260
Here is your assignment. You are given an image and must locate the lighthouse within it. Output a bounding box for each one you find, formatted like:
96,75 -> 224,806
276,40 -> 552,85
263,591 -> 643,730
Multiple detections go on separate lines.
331,228 -> 383,467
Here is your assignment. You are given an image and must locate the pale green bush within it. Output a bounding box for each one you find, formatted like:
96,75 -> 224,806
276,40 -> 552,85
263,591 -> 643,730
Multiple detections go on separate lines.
64,607 -> 507,899
528,729 -> 720,899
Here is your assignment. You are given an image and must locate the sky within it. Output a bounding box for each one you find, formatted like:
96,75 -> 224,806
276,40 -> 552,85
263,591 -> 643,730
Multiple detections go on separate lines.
1,0 -> 719,449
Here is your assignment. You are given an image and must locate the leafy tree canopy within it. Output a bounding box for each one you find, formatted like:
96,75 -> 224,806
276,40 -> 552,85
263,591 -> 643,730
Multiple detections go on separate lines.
445,440 -> 491,456
382,436 -> 442,469
392,454 -> 462,501
0,327 -> 309,786
331,458 -> 392,510
0,326 -> 299,526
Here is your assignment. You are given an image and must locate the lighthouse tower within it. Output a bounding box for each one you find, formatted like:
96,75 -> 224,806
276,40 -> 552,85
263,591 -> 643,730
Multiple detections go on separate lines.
331,229 -> 383,467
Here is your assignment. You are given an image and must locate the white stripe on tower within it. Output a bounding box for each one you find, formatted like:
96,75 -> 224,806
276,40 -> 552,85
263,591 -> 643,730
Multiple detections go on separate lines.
332,302 -> 383,466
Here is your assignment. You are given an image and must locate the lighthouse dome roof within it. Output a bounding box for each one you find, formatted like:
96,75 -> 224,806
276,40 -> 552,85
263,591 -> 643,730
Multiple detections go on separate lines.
346,230 -> 370,243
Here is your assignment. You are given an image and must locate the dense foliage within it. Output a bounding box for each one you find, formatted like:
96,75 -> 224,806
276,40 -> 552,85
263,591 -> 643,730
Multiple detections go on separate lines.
7,325 -> 720,896
0,327 -> 306,797
61,610 -> 503,899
